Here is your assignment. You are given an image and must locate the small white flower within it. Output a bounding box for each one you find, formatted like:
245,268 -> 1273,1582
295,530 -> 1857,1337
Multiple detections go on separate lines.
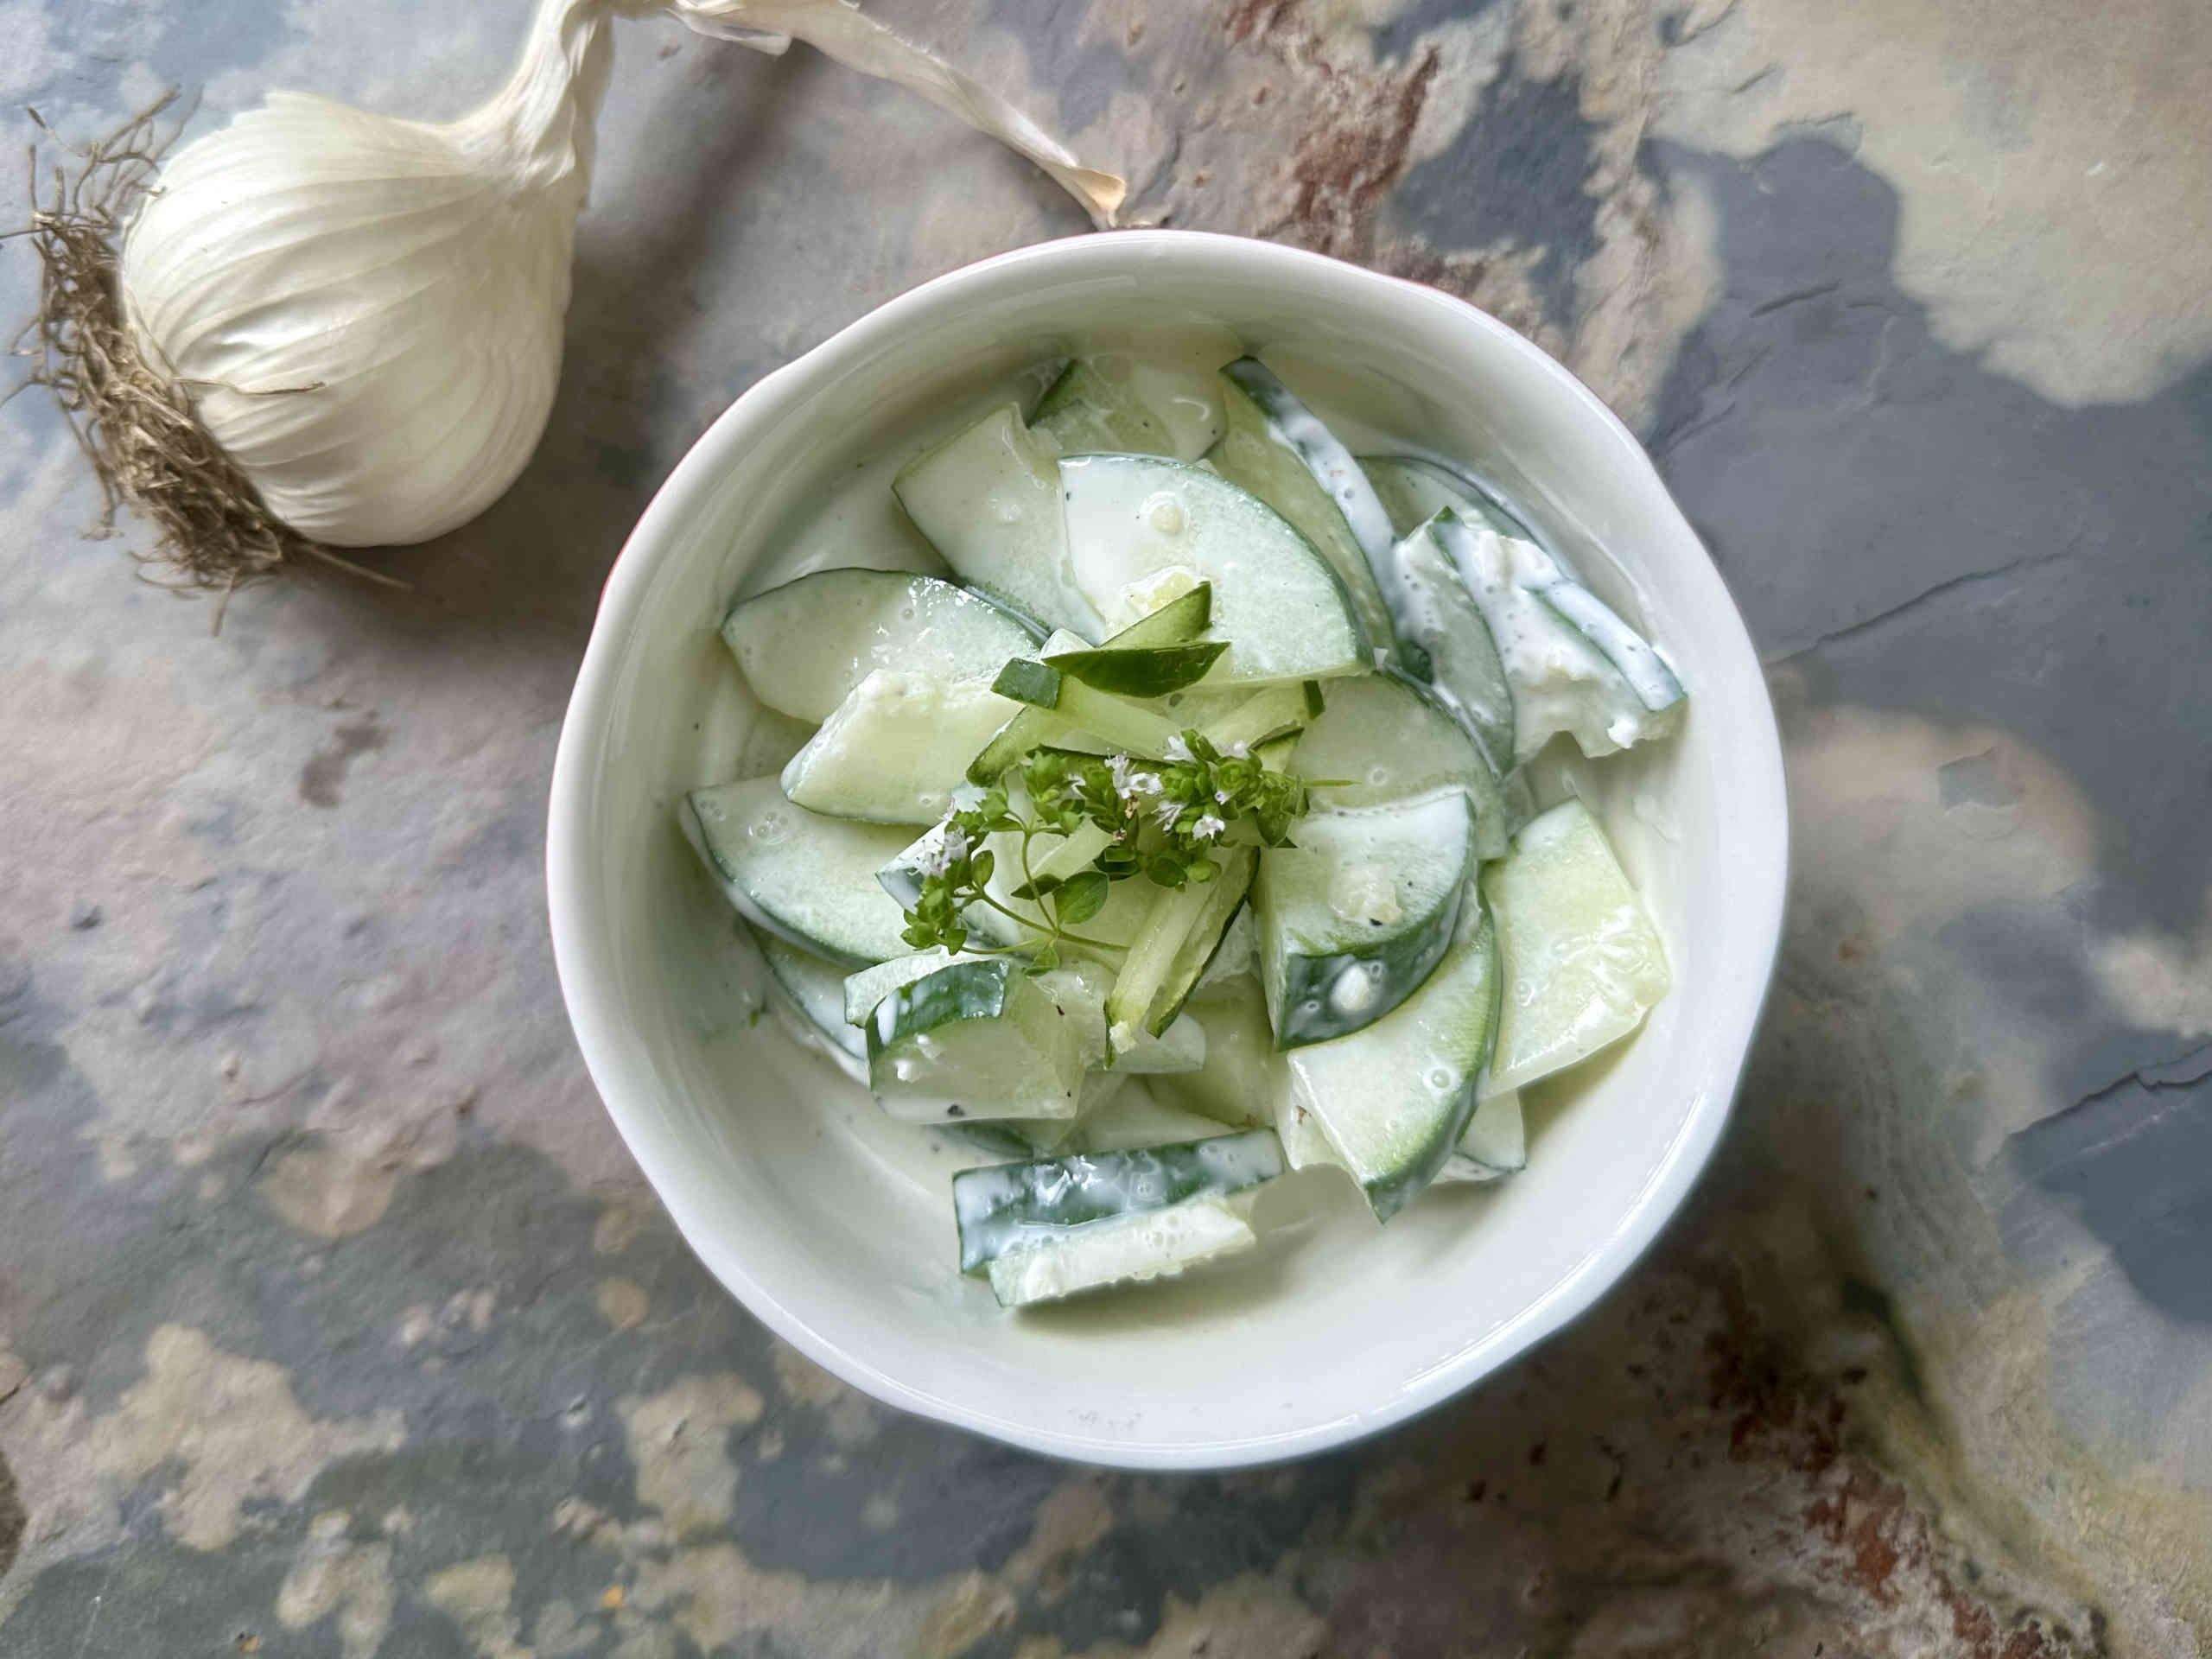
1154,799 -> 1185,831
913,821 -> 968,878
1223,739 -> 1249,759
1214,788 -> 1234,805
1107,753 -> 1138,802
1164,734 -> 1194,765
1129,770 -> 1165,798
1192,813 -> 1226,842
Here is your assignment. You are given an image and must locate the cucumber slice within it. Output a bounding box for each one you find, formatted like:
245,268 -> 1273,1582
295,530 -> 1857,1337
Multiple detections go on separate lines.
1481,798 -> 1670,1095
1160,979 -> 1275,1128
969,596 -> 1218,782
1256,787 -> 1475,1048
929,1056 -> 1132,1160
783,669 -> 1018,824
952,1129 -> 1284,1305
1031,359 -> 1175,456
1211,359 -> 1396,660
756,929 -> 868,1065
1289,671 -> 1508,858
1059,454 -> 1364,684
1055,582 -> 1211,650
1281,901 -> 1503,1220
1106,848 -> 1257,1043
1039,642 -> 1228,698
893,404 -> 1104,638
1389,511 -> 1517,777
842,948 -> 988,1027
1360,454 -> 1529,540
1439,524 -> 1684,763
1438,1090 -> 1526,1184
990,659 -> 1183,754
867,958 -> 1106,1122
681,779 -> 914,966
721,569 -> 1039,723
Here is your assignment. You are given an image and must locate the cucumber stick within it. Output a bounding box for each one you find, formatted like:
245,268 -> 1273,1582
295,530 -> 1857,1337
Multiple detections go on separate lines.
990,659 -> 1183,753
867,958 -> 1106,1122
969,605 -> 1206,782
1282,902 -> 1503,1220
1059,454 -> 1363,684
952,1128 -> 1285,1306
1388,512 -> 1517,778
1481,798 -> 1669,1096
1211,359 -> 1398,662
893,404 -> 1104,638
1107,848 -> 1257,1044
721,569 -> 1038,723
1360,454 -> 1531,540
1439,524 -> 1684,763
1256,788 -> 1474,1048
783,669 -> 1018,824
682,779 -> 915,966
1289,672 -> 1508,858
1038,586 -> 1224,697
1039,642 -> 1227,698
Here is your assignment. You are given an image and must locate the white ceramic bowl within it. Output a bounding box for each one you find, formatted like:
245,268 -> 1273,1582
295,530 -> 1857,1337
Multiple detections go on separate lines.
547,232 -> 1787,1469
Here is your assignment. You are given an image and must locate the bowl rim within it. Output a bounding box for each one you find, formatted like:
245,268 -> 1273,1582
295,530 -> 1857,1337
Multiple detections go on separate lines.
547,229 -> 1789,1470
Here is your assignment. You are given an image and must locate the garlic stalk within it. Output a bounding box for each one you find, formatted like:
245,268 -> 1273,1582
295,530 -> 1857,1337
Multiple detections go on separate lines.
48,0 -> 1123,569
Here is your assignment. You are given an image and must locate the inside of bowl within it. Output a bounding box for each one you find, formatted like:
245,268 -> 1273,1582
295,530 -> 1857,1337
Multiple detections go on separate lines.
564,244 -> 1783,1462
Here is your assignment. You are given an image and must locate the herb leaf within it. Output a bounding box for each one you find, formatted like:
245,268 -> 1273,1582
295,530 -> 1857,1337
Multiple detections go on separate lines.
1053,868 -> 1110,925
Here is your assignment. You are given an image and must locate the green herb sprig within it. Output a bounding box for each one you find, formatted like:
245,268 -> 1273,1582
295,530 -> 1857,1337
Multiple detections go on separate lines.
899,730 -> 1313,969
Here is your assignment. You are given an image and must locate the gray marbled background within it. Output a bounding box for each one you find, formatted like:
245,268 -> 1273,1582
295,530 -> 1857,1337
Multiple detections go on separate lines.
2,1 -> 2208,1655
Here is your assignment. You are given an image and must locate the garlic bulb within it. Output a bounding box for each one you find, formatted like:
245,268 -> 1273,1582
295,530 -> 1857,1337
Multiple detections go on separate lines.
111,0 -> 1122,551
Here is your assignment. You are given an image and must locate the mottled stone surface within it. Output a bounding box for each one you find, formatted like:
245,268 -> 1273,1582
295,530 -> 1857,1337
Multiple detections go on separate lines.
3,1 -> 2209,1654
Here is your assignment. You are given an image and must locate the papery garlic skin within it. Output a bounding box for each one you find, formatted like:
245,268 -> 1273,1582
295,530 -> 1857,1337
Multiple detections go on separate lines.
121,0 -> 613,548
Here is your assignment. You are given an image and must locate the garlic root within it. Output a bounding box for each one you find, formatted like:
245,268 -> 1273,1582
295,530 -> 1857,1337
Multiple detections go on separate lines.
11,98 -> 401,601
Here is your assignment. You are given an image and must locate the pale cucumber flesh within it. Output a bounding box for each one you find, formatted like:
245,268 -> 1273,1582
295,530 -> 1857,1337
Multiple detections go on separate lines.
953,1127 -> 1285,1305
868,960 -> 1105,1122
1481,798 -> 1669,1096
1031,358 -> 1176,456
1282,903 -> 1503,1220
1389,512 -> 1518,778
682,779 -> 915,966
1059,454 -> 1363,685
721,568 -> 1038,723
1256,787 -> 1474,1048
893,404 -> 1103,638
1288,671 -> 1509,858
782,669 -> 1019,825
1211,359 -> 1397,661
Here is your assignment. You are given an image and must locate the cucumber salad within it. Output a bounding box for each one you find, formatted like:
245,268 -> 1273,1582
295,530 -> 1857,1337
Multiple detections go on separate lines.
682,352 -> 1682,1308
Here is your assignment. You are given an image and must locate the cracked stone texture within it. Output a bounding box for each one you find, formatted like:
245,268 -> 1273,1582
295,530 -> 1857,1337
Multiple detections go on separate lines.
3,0 -> 2209,1654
